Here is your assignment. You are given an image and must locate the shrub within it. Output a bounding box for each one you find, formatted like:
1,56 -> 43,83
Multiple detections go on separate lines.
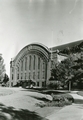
35,94 -> 73,108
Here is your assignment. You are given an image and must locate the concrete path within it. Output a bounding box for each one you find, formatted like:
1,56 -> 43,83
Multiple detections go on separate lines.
69,93 -> 83,103
47,93 -> 83,120
47,104 -> 83,120
69,93 -> 83,100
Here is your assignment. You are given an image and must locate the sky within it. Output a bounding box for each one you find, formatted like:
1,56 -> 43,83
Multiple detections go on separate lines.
0,0 -> 83,76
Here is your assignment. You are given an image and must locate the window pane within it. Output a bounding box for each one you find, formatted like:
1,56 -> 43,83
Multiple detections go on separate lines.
37,82 -> 39,86
33,55 -> 35,70
33,72 -> 35,79
29,56 -> 31,70
38,72 -> 40,79
38,57 -> 40,69
21,73 -> 23,79
29,73 -> 31,79
21,60 -> 23,71
25,57 -> 27,70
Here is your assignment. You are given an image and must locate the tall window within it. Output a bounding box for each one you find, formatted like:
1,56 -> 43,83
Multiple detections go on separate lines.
38,57 -> 40,69
37,82 -> 39,86
17,74 -> 19,79
42,82 -> 45,87
21,73 -> 23,79
43,62 -> 45,69
38,71 -> 40,79
17,66 -> 19,72
12,68 -> 14,72
42,71 -> 45,79
29,73 -> 31,79
25,57 -> 27,71
29,56 -> 31,70
25,73 -> 26,79
12,74 -> 13,80
33,72 -> 35,79
21,60 -> 23,71
33,55 -> 35,70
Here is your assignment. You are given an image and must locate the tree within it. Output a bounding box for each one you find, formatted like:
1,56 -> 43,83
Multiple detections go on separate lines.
3,73 -> 9,84
70,52 -> 83,89
49,55 -> 76,90
0,54 -> 6,83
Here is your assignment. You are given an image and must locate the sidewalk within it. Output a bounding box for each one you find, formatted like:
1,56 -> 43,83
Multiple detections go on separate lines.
47,104 -> 83,120
69,93 -> 83,103
47,93 -> 83,120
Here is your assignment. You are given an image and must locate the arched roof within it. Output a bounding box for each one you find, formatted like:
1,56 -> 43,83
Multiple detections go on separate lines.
19,42 -> 50,54
13,43 -> 50,64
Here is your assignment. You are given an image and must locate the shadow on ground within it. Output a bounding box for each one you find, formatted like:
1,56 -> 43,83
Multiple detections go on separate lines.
0,103 -> 47,120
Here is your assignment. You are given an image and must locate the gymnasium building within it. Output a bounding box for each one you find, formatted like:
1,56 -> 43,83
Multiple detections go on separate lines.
10,40 -> 83,87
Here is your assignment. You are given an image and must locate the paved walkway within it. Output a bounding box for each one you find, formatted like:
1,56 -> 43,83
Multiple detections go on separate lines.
69,93 -> 83,103
47,93 -> 83,120
69,93 -> 83,99
47,104 -> 83,120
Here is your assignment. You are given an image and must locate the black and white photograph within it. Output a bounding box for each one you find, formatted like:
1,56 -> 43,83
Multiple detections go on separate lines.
0,0 -> 83,120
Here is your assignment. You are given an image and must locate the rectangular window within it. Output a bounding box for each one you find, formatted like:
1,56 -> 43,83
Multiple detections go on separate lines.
11,82 -> 13,87
17,66 -> 19,72
33,72 -> 35,79
43,62 -> 45,69
21,60 -> 23,71
42,82 -> 45,87
25,73 -> 26,79
29,73 -> 31,79
33,55 -> 35,70
37,82 -> 39,86
21,73 -> 23,79
12,74 -> 13,80
17,74 -> 19,79
12,68 -> 14,72
25,57 -> 27,71
29,56 -> 31,70
38,57 -> 40,69
42,71 -> 45,79
38,72 -> 40,79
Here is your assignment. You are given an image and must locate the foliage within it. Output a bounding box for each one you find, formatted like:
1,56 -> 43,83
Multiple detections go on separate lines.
49,51 -> 83,90
60,42 -> 83,55
36,93 -> 73,107
49,56 -> 76,89
0,55 -> 5,82
14,79 -> 36,88
47,82 -> 61,90
2,73 -> 9,84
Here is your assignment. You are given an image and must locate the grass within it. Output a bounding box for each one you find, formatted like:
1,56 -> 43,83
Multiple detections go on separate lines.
0,103 -> 47,120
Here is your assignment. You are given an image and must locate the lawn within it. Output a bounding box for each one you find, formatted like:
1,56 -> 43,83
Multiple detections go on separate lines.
77,91 -> 83,96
